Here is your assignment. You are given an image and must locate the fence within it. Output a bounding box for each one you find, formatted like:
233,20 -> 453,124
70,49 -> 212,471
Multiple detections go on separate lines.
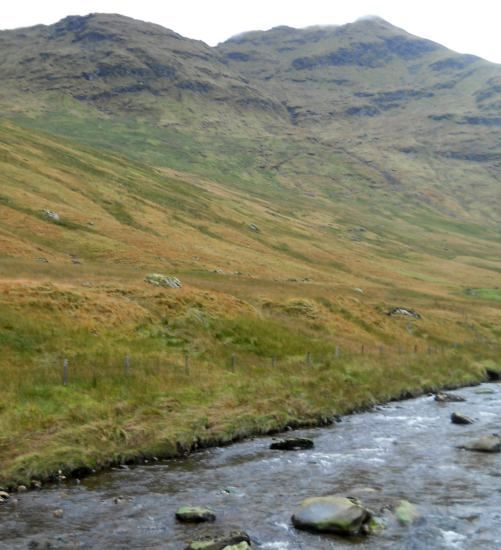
12,339 -> 498,389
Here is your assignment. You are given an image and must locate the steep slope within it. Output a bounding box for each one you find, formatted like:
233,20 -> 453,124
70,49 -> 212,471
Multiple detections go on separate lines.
219,17 -> 501,223
0,14 -> 498,229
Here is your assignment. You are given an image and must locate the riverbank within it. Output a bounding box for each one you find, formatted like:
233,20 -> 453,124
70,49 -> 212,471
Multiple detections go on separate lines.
1,345 -> 499,491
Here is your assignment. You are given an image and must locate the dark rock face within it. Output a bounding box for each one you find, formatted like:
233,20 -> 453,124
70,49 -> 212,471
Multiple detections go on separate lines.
270,437 -> 314,450
430,54 -> 480,72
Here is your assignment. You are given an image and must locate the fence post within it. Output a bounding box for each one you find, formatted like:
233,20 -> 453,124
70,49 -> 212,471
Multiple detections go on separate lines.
184,352 -> 190,376
63,358 -> 69,386
124,355 -> 130,377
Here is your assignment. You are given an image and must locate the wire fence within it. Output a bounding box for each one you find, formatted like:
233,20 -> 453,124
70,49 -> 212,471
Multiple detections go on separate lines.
12,339 -> 499,389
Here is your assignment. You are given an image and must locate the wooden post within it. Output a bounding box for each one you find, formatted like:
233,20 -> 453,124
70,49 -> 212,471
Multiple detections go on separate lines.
124,355 -> 130,377
184,352 -> 190,376
63,358 -> 69,386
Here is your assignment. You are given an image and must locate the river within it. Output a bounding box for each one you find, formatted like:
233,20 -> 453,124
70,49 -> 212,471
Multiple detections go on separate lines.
1,382 -> 500,549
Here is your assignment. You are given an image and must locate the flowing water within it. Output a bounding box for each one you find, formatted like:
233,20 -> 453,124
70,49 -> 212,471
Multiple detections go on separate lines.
1,383 -> 500,549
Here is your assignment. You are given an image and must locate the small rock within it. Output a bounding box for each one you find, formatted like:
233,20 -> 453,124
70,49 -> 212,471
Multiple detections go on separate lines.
175,506 -> 216,523
53,508 -> 64,518
145,273 -> 182,289
434,392 -> 466,403
17,485 -> 27,492
185,530 -> 250,550
460,435 -> 501,453
248,223 -> 259,232
394,500 -> 420,525
388,307 -> 421,319
36,257 -> 49,263
270,437 -> 314,451
291,495 -> 373,536
451,412 -> 474,425
42,209 -> 60,223
31,480 -> 42,490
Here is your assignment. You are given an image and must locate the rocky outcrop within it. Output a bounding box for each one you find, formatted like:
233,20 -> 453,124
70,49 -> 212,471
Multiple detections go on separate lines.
291,495 -> 373,536
144,273 -> 182,288
388,307 -> 421,319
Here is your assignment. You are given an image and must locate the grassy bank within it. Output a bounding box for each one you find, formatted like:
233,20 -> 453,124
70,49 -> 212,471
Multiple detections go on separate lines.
1,314 -> 499,489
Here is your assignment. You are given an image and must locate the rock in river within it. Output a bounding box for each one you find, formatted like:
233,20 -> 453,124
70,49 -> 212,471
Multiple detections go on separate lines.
451,412 -> 474,425
270,437 -> 314,451
434,392 -> 466,403
394,500 -> 421,525
459,435 -> 501,453
291,495 -> 373,536
175,506 -> 216,523
185,530 -> 250,549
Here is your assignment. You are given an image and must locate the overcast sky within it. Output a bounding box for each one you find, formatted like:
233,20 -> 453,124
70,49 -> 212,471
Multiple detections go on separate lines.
2,0 -> 500,63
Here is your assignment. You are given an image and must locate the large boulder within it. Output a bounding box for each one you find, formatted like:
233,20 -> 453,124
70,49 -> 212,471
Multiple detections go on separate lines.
434,392 -> 465,403
270,437 -> 314,451
185,530 -> 250,550
459,435 -> 501,453
145,273 -> 182,289
451,412 -> 474,425
291,495 -> 373,536
175,506 -> 216,523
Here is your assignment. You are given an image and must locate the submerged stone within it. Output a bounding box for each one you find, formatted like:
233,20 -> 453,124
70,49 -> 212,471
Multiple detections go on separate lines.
270,437 -> 314,451
291,495 -> 372,536
185,530 -> 250,550
394,500 -> 421,525
460,435 -> 501,453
